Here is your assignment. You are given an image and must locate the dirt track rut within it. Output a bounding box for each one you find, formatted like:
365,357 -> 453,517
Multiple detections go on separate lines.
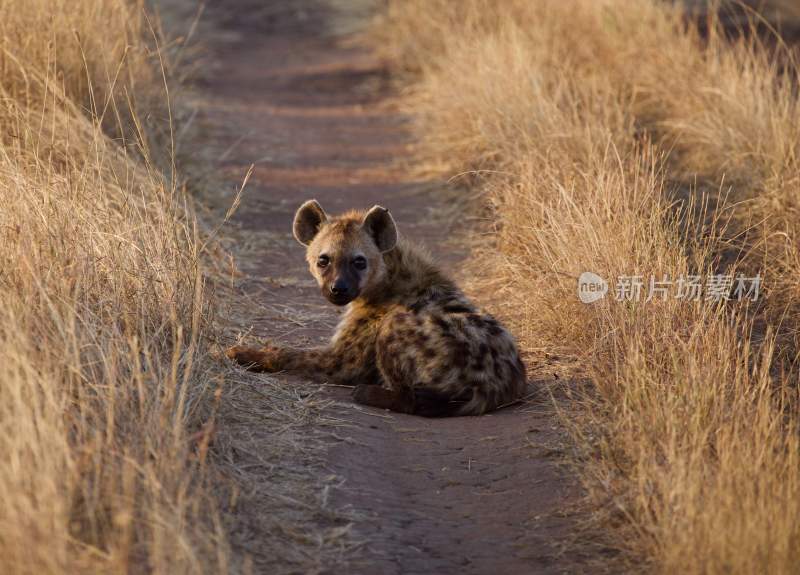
195,2 -> 591,573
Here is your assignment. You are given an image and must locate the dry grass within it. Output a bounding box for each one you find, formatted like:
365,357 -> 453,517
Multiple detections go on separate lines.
0,0 -> 228,572
373,0 -> 800,572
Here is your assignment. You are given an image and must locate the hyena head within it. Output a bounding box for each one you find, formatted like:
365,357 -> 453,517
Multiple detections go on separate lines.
293,199 -> 398,306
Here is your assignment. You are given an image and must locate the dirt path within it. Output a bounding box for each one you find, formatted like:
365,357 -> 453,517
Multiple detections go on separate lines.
193,2 -> 593,573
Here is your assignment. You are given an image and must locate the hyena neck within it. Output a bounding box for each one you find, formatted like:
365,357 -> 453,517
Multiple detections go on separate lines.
359,238 -> 460,307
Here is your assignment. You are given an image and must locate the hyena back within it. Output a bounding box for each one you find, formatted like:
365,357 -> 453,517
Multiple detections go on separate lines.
226,200 -> 527,416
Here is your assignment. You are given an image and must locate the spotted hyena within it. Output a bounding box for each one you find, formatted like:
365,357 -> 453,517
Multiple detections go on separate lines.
226,200 -> 527,416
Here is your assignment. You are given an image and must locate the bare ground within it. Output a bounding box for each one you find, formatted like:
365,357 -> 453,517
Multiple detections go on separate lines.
187,1 -> 599,573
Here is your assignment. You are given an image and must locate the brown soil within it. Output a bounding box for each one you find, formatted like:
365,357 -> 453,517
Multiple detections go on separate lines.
192,1 -> 599,573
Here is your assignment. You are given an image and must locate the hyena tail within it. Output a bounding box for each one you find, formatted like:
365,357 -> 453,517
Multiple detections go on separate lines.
352,383 -> 524,417
412,388 -> 469,417
448,379 -> 527,416
413,386 -> 514,417
352,385 -> 462,417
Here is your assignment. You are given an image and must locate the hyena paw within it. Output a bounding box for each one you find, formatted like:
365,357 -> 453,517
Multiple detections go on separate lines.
225,345 -> 279,372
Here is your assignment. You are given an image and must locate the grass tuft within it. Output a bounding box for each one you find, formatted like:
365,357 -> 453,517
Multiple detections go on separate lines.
0,0 -> 227,572
373,0 -> 800,571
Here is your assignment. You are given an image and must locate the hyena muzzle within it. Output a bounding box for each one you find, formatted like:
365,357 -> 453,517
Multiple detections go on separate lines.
226,200 -> 527,416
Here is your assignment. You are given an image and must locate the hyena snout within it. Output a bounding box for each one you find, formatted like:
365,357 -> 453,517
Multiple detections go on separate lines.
330,279 -> 349,296
326,276 -> 358,305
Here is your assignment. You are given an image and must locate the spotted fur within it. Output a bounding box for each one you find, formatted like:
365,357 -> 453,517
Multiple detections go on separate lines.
226,200 -> 527,416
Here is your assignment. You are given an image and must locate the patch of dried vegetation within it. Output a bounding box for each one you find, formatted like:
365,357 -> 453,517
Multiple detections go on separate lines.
0,1 -> 228,572
372,0 -> 800,572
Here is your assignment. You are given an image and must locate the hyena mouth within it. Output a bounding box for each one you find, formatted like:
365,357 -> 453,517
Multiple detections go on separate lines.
326,291 -> 357,306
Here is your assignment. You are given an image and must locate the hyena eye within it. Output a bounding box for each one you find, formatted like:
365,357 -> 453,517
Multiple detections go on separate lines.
317,255 -> 330,268
353,256 -> 367,271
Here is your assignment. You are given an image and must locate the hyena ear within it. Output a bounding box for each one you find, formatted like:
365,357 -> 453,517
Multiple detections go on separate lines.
293,200 -> 327,246
362,205 -> 397,252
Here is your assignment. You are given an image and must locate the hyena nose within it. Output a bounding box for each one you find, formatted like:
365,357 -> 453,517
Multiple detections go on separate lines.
330,280 -> 349,296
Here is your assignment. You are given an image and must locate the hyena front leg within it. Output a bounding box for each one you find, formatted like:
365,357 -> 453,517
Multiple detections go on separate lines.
225,341 -> 378,386
226,343 -> 331,376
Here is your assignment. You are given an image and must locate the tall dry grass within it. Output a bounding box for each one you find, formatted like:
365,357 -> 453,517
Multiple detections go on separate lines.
374,0 -> 800,572
0,0 -> 226,573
